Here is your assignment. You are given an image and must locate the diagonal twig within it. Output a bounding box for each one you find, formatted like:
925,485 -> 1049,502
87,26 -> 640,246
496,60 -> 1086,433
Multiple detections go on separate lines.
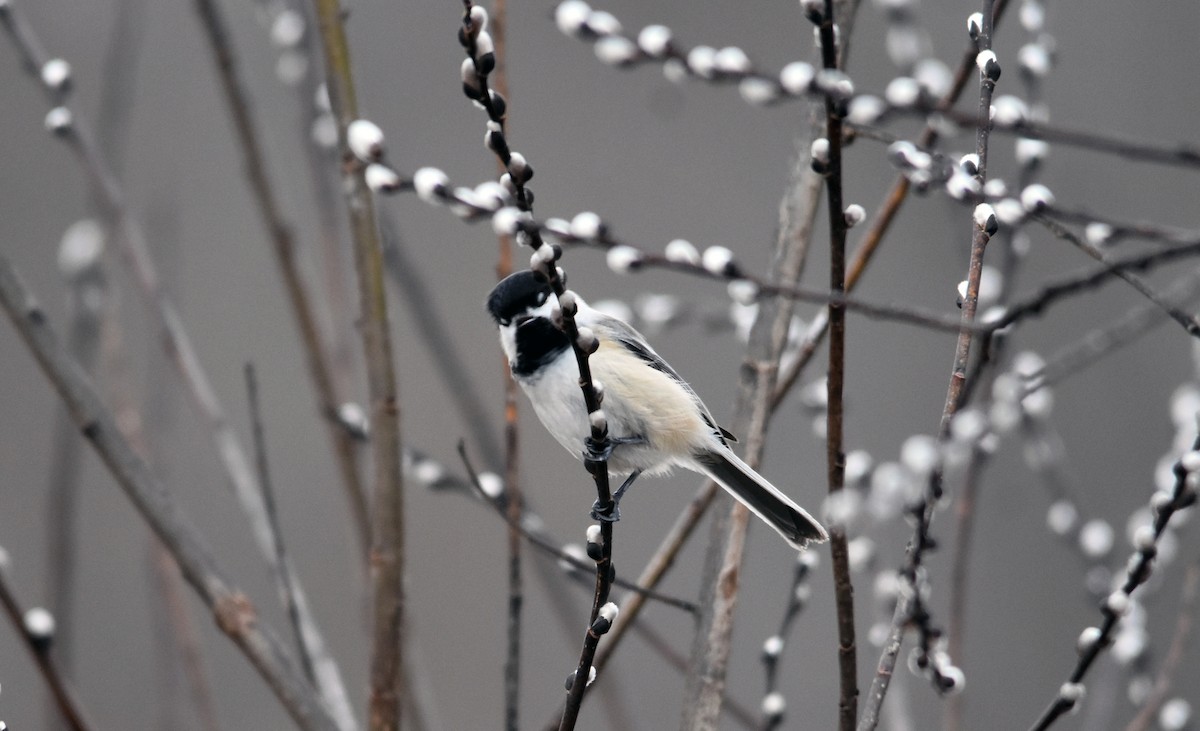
0,257 -> 338,731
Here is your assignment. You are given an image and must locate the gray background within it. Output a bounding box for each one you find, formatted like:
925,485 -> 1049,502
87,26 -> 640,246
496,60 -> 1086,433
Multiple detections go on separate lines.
1,0 -> 1199,728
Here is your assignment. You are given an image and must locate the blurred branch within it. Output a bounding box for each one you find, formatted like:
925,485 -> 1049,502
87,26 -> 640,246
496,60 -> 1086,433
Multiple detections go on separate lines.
1028,433 -> 1200,730
0,7 -> 357,729
245,363 -> 317,684
309,1 -> 407,728
0,257 -> 338,730
0,555 -> 95,731
191,0 -> 370,559
1033,214 -> 1200,334
1123,559 -> 1200,731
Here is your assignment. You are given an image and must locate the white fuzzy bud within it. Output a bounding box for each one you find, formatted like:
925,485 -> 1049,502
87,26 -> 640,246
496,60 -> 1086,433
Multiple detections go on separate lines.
983,178 -> 1009,198
364,163 -> 401,193
1018,42 -> 1051,78
738,77 -> 779,106
585,523 -> 602,545
992,95 -> 1028,126
347,119 -> 385,162
44,106 -> 73,134
570,211 -> 604,240
726,279 -> 758,305
311,114 -> 338,149
973,203 -> 999,235
1079,519 -> 1114,558
1085,222 -> 1114,247
636,25 -> 672,56
270,9 -> 306,48
337,402 -> 369,438
966,12 -> 984,39
491,207 -> 524,236
597,602 -> 619,623
413,458 -> 445,486
847,95 -> 886,125
994,198 -> 1025,227
606,245 -> 642,274
1016,138 -> 1049,166
811,137 -> 831,164
686,45 -> 717,78
1132,525 -> 1157,552
976,50 -> 1000,80
664,239 -> 700,265
779,61 -> 815,95
586,10 -> 622,37
595,36 -> 638,66
1180,450 -> 1200,473
713,46 -> 752,75
1020,183 -> 1055,212
555,0 -> 591,35
901,434 -> 940,475
412,167 -> 449,203
576,326 -> 598,352
57,219 -> 105,279
763,635 -> 784,657
914,58 -> 952,98
702,246 -> 734,275
945,172 -> 981,200
1106,590 -> 1131,617
959,153 -> 980,175
477,471 -> 504,499
41,58 -> 71,92
884,76 -> 921,108
843,204 -> 866,227
1160,699 -> 1192,731
474,31 -> 495,60
467,4 -> 488,33
1059,682 -> 1086,704
586,665 -> 598,686
1076,626 -> 1102,654
815,68 -> 854,98
761,692 -> 786,719
23,607 -> 55,640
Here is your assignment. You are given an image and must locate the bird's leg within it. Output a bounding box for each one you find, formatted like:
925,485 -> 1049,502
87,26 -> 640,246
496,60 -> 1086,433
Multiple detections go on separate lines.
591,469 -> 643,523
583,434 -> 646,464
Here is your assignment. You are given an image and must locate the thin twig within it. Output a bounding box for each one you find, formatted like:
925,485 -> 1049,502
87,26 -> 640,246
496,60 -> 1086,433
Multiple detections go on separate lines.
377,215 -> 504,469
484,1 -> 526,726
245,363 -> 317,685
0,556 -> 96,731
771,0 -> 1013,409
861,2 -> 999,725
816,1 -> 857,727
44,248 -> 105,680
455,443 -> 696,612
0,7 -> 357,728
0,257 -> 338,730
1027,432 -> 1200,730
1123,559 -> 1200,731
310,2 -> 407,728
191,0 -> 370,559
1023,272 -> 1200,394
1033,215 -> 1200,334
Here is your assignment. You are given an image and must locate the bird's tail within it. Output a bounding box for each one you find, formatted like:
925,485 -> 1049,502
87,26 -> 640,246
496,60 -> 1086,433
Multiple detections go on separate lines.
694,448 -> 828,550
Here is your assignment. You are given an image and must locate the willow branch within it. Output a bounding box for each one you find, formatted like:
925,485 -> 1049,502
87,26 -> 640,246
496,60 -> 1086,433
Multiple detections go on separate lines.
0,257 -> 337,730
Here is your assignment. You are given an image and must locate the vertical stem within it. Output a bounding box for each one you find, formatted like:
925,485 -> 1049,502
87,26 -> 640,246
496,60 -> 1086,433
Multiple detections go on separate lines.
488,3 -> 523,728
310,1 -> 405,729
819,2 -> 857,728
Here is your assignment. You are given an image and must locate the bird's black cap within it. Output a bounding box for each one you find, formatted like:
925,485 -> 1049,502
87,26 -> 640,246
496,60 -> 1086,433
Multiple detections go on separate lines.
486,270 -> 552,325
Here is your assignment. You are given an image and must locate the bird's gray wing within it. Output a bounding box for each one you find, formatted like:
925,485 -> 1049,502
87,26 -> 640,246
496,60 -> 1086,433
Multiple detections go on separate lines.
592,314 -> 735,446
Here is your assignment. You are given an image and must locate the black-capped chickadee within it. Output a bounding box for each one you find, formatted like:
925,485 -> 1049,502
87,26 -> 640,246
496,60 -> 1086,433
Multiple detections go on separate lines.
486,270 -> 828,550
